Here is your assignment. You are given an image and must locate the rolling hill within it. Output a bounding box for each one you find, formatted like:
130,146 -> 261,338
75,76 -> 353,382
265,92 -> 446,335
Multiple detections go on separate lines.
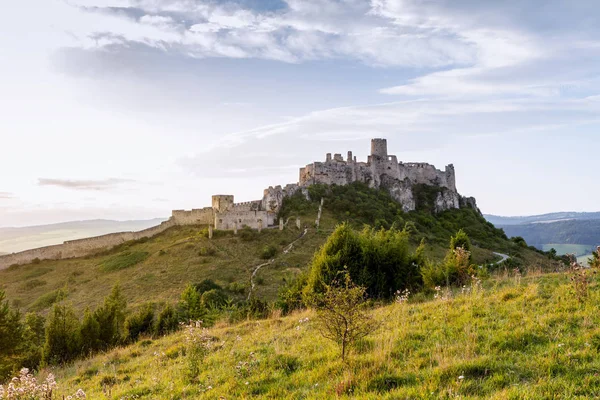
485,213 -> 600,266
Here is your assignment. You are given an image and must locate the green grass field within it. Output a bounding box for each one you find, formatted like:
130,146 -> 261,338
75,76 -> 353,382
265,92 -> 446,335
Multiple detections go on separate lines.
33,271 -> 600,399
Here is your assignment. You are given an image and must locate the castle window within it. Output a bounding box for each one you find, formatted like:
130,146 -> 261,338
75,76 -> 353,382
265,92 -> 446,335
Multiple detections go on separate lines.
239,219 -> 242,223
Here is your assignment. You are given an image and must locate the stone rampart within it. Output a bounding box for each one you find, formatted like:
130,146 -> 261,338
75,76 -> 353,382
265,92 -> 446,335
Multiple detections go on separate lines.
215,210 -> 269,230
171,208 -> 214,225
0,219 -> 176,270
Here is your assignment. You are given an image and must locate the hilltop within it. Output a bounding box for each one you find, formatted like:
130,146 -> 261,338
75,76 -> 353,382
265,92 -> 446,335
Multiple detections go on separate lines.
0,183 -> 552,316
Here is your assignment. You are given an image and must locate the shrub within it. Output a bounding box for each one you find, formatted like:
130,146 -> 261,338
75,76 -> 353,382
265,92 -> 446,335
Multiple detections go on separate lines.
43,303 -> 82,365
304,223 -> 422,300
155,305 -> 179,336
0,290 -> 24,379
179,284 -> 207,321
198,247 -> 217,257
125,303 -> 155,342
314,273 -> 378,361
80,308 -> 100,354
239,226 -> 258,242
93,285 -> 128,349
260,245 -> 278,260
200,289 -> 228,310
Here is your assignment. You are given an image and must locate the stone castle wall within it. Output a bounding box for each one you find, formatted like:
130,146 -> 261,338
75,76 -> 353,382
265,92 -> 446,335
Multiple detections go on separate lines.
171,208 -> 214,225
0,219 -> 175,270
215,210 -> 270,230
298,138 -> 460,212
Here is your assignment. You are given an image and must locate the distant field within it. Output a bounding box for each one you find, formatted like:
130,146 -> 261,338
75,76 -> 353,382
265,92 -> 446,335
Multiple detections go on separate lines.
541,243 -> 595,256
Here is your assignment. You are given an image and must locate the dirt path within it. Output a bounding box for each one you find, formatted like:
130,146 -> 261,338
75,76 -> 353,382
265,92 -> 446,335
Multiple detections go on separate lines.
247,228 -> 308,300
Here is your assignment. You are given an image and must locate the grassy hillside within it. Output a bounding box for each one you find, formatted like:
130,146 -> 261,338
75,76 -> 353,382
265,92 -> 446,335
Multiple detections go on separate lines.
37,271 -> 600,399
0,183 -> 553,316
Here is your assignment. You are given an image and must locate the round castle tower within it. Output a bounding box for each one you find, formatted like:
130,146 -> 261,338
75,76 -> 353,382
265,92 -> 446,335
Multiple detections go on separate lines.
371,138 -> 388,158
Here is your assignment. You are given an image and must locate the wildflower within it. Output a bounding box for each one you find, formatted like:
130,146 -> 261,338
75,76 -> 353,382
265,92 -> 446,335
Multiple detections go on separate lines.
458,375 -> 465,380
395,289 -> 411,303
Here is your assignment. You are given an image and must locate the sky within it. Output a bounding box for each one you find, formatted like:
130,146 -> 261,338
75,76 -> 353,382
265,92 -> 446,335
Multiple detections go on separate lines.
1,0 -> 599,227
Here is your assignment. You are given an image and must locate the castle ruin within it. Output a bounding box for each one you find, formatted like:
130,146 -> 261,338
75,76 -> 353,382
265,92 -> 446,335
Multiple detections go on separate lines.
0,138 -> 476,269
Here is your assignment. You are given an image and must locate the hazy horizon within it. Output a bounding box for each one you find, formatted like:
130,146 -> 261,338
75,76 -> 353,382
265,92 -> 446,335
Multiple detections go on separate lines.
2,0 -> 599,227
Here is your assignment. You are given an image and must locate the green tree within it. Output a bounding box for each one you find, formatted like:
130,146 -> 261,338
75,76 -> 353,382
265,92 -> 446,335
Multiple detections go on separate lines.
155,304 -> 179,336
450,229 -> 472,256
79,307 -> 100,354
20,312 -> 46,369
304,223 -> 364,297
125,303 -> 155,342
179,284 -> 206,321
0,290 -> 23,379
200,290 -> 228,310
94,284 -> 127,349
43,303 -> 81,365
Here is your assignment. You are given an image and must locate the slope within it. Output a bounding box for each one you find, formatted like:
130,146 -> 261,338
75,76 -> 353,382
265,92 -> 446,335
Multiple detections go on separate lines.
0,183 -> 552,316
39,272 -> 600,399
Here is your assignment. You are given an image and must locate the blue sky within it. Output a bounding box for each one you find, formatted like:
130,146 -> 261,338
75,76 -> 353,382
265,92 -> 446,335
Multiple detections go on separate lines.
1,0 -> 599,226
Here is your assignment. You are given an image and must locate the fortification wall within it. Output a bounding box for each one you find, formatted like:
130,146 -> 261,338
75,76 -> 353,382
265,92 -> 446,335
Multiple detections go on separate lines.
171,208 -> 214,225
215,210 -> 269,230
0,219 -> 176,270
231,200 -> 262,212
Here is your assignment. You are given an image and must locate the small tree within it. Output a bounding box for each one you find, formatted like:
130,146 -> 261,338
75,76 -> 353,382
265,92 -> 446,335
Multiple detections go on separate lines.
0,290 -> 23,379
43,303 -> 81,365
315,272 -> 377,361
154,304 -> 179,336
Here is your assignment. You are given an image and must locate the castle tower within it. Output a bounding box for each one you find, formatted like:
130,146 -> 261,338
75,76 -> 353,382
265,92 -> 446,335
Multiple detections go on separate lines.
212,195 -> 234,213
371,138 -> 388,158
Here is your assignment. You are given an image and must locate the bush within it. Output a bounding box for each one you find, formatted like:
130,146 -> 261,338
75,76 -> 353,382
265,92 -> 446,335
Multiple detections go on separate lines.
260,245 -> 278,260
200,289 -> 228,310
155,305 -> 179,336
125,304 -> 155,342
303,223 -> 422,300
43,303 -> 82,365
198,247 -> 217,257
314,273 -> 377,361
421,231 -> 475,288
239,226 -> 258,242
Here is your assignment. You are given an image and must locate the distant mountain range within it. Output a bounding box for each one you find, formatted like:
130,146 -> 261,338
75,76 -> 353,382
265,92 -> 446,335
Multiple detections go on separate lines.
484,212 -> 600,260
484,212 -> 600,226
0,218 -> 167,254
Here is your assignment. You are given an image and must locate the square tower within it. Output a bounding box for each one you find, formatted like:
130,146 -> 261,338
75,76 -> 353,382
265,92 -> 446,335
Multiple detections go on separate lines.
370,138 -> 388,158
212,195 -> 234,213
